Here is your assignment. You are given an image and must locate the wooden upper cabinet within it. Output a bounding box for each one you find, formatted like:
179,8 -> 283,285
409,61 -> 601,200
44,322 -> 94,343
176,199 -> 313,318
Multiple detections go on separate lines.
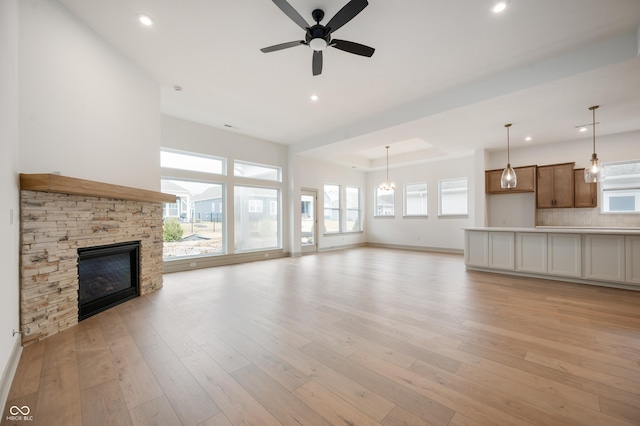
574,168 -> 598,208
536,163 -> 575,208
485,165 -> 536,194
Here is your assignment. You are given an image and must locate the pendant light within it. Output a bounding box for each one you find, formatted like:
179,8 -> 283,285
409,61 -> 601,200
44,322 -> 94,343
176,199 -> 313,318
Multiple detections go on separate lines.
500,123 -> 517,189
379,146 -> 395,191
584,105 -> 603,183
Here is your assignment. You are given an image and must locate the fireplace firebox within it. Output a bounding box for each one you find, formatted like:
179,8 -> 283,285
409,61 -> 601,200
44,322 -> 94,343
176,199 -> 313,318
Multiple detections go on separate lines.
78,241 -> 140,320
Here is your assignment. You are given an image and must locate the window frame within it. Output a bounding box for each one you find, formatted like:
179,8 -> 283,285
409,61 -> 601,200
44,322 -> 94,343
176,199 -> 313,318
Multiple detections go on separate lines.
438,177 -> 468,217
323,184 -> 342,233
161,148 -> 226,176
374,187 -> 395,217
345,186 -> 362,232
403,182 -> 428,217
233,159 -> 282,182
600,159 -> 640,214
234,185 -> 282,253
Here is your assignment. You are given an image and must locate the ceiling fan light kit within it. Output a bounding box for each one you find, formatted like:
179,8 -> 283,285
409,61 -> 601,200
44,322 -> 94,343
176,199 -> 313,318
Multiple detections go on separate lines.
261,0 -> 375,76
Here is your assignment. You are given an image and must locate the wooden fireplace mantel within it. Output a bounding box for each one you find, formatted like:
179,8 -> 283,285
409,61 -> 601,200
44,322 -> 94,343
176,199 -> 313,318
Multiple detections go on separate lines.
20,173 -> 176,204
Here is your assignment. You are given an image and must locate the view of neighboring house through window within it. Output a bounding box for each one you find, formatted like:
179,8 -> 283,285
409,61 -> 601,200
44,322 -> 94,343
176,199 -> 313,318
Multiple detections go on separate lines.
375,187 -> 395,216
404,182 -> 428,216
234,186 -> 280,252
438,177 -> 468,216
601,160 -> 640,213
161,179 -> 225,258
346,186 -> 361,231
324,184 -> 341,233
161,149 -> 226,259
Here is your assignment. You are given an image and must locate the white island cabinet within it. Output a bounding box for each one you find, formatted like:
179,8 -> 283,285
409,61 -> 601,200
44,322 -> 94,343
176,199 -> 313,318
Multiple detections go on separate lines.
548,233 -> 581,278
626,236 -> 640,285
515,232 -> 547,274
584,234 -> 625,282
464,227 -> 640,291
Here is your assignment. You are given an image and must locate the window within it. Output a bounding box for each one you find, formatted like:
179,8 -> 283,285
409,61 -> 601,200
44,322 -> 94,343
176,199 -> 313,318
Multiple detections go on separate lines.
234,186 -> 280,252
601,160 -> 640,213
324,184 -> 341,233
161,179 -> 225,258
346,187 -> 361,231
234,160 -> 281,182
375,188 -> 395,217
438,177 -> 468,216
404,183 -> 428,216
161,149 -> 225,175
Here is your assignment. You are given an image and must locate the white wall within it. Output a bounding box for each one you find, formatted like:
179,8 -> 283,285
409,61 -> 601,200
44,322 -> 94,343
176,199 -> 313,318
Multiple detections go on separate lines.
366,155 -> 476,252
487,130 -> 640,227
161,115 -> 290,253
19,0 -> 161,191
291,156 -> 368,255
0,0 -> 21,408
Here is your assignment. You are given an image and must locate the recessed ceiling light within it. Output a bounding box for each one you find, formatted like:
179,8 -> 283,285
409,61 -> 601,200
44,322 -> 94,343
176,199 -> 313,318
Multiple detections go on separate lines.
579,127 -> 588,132
491,2 -> 507,13
525,136 -> 532,141
310,94 -> 319,102
138,14 -> 154,26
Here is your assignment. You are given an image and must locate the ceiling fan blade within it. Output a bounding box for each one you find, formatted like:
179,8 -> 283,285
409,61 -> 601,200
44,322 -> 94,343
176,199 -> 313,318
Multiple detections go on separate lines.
326,0 -> 368,34
312,50 -> 323,76
271,0 -> 310,31
260,40 -> 305,53
331,39 -> 375,57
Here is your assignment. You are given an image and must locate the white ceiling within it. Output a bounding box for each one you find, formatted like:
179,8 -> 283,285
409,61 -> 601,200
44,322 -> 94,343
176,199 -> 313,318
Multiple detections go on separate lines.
57,0 -> 640,170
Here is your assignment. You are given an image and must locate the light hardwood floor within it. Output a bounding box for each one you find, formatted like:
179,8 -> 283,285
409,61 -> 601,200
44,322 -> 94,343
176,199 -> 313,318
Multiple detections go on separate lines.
3,247 -> 640,425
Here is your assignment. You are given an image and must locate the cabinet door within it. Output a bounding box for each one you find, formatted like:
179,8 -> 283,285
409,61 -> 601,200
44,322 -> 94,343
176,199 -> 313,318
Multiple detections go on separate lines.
552,164 -> 575,208
489,232 -> 515,270
486,166 -> 536,194
548,233 -> 581,277
465,231 -> 489,267
626,236 -> 640,285
574,169 -> 597,208
515,166 -> 536,192
536,166 -> 555,208
516,233 -> 547,273
584,234 -> 625,282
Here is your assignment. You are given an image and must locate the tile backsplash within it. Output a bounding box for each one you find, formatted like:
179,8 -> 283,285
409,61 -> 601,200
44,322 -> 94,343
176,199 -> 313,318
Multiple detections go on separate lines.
537,208 -> 640,228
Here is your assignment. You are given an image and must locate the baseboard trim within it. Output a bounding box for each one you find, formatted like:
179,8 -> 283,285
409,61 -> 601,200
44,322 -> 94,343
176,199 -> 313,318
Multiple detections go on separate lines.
1,336 -> 22,411
163,250 -> 290,273
318,242 -> 367,253
365,242 -> 464,255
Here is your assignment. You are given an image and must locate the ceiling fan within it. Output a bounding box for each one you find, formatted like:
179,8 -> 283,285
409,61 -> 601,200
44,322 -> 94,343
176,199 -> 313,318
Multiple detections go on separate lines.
260,0 -> 375,76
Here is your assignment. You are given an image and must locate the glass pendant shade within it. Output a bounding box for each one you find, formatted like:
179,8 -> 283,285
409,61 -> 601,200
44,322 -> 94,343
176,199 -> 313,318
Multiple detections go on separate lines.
501,164 -> 517,188
500,123 -> 517,189
584,153 -> 603,183
584,105 -> 602,183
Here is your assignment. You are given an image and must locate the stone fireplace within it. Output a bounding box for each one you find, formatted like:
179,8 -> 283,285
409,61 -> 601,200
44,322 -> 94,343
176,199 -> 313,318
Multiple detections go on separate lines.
19,174 -> 175,346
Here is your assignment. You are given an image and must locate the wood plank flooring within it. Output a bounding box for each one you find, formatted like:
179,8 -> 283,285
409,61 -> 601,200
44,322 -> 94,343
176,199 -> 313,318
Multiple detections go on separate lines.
3,247 -> 640,425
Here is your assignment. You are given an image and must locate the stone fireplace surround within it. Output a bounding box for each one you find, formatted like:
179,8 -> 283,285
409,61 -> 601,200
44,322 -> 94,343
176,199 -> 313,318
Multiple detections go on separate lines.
19,174 -> 175,346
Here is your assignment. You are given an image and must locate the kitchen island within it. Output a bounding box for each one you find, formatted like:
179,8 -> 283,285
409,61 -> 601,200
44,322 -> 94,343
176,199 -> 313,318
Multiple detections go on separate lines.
464,227 -> 640,290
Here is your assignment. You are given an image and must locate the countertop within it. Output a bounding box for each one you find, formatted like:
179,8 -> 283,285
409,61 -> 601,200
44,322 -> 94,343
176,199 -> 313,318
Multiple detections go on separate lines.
464,226 -> 640,235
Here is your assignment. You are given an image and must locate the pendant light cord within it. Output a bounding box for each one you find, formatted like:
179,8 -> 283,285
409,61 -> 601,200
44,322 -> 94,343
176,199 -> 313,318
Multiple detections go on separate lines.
505,123 -> 512,165
591,106 -> 597,154
385,146 -> 390,182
